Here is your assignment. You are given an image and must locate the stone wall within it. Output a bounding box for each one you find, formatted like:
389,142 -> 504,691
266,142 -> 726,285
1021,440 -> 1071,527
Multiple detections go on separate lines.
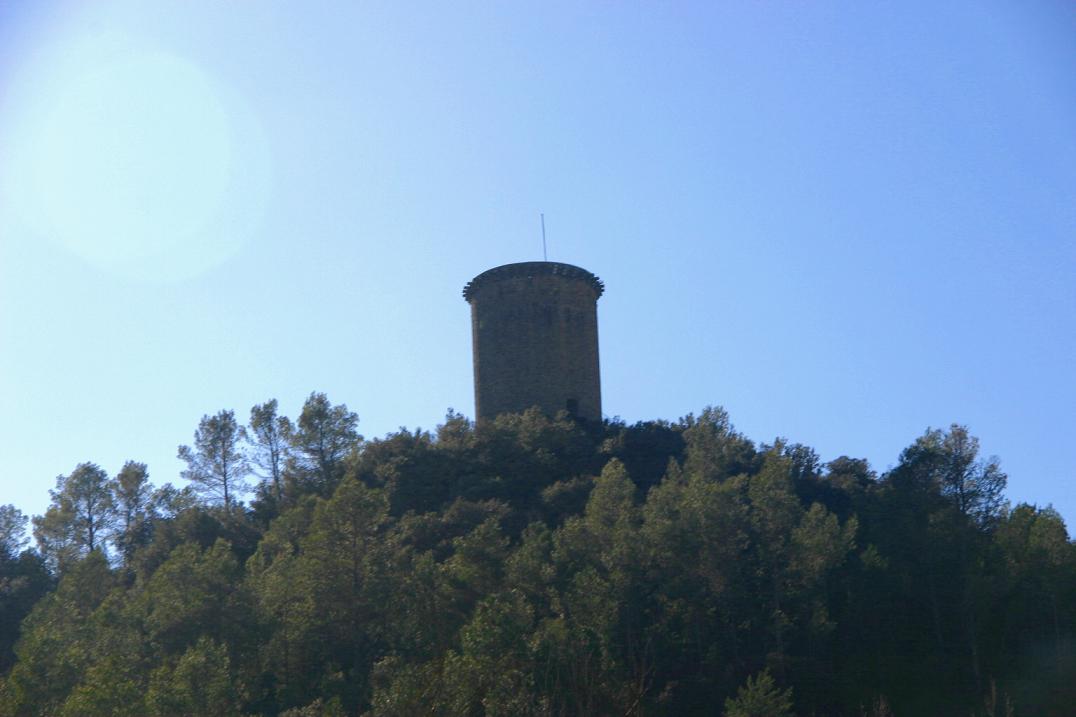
464,262 -> 603,422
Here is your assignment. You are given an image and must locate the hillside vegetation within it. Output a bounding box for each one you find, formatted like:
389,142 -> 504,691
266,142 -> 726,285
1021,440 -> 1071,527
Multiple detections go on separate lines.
0,394 -> 1073,716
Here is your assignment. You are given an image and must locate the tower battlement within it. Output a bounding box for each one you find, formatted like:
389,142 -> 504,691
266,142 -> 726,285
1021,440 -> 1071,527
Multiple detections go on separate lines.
463,261 -> 604,301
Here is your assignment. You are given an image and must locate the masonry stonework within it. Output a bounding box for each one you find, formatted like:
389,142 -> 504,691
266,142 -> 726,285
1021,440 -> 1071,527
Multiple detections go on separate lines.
463,261 -> 603,422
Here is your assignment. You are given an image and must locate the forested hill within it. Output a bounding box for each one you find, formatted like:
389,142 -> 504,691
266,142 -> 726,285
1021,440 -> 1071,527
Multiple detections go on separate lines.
0,394 -> 1073,716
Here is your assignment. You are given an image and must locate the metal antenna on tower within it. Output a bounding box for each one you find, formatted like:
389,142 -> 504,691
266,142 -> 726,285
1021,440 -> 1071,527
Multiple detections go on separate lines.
541,213 -> 548,261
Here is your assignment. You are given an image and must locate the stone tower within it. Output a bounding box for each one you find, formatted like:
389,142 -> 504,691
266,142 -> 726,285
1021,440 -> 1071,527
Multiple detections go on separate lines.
463,261 -> 604,422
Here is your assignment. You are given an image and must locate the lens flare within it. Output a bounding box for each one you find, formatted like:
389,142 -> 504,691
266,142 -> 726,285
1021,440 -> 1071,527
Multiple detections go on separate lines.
2,36 -> 271,282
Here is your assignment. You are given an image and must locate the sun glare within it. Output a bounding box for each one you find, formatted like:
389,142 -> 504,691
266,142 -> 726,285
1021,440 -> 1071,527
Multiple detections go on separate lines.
2,35 -> 270,281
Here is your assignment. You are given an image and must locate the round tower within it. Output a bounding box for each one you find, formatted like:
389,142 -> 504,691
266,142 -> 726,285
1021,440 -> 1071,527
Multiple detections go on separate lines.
463,261 -> 604,422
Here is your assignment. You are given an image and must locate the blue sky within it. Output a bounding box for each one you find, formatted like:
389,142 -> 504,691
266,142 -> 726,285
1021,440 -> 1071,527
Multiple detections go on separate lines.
1,2 -> 1073,527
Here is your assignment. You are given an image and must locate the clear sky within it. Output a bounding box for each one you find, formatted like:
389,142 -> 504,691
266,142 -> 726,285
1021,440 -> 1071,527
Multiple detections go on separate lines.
1,2 -> 1073,528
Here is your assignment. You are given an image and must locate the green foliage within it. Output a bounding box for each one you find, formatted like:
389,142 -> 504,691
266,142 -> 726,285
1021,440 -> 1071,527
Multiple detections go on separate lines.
896,424 -> 1008,528
0,508 -> 27,560
279,698 -> 346,717
135,538 -> 243,655
724,669 -> 793,717
246,398 -> 293,504
32,463 -> 116,572
681,406 -> 758,482
113,460 -> 153,566
146,637 -> 239,717
59,655 -> 145,717
178,409 -> 250,514
1,551 -> 114,714
289,392 -> 361,495
2,402 -> 1072,717
0,542 -> 48,675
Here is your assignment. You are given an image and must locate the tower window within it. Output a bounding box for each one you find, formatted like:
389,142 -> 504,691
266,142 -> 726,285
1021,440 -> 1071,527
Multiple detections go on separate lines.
566,398 -> 578,416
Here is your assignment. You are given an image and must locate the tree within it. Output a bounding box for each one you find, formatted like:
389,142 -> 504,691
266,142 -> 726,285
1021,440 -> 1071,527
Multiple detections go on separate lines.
256,478 -> 389,711
1,404 -> 1071,716
724,669 -> 793,717
680,406 -> 758,483
136,539 -> 243,658
937,426 -> 1008,529
112,461 -> 153,565
0,551 -> 115,713
996,504 -> 1075,677
289,392 -> 361,494
884,425 -> 1008,697
146,637 -> 240,717
31,500 -> 76,574
32,463 -> 116,571
894,425 -> 1007,529
746,451 -> 803,675
245,399 -> 293,503
0,507 -> 49,674
178,410 -> 250,515
0,505 -> 28,559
